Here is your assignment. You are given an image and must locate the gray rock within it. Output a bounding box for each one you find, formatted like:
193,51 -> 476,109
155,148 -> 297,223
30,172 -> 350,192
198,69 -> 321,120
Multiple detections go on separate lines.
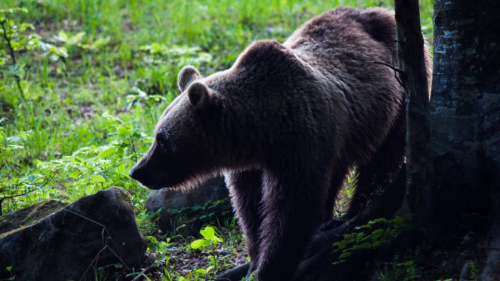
0,186 -> 146,281
145,176 -> 230,236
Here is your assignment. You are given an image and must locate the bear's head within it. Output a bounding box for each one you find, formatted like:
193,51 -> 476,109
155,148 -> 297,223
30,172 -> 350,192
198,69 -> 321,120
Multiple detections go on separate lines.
129,65 -> 224,190
129,40 -> 305,190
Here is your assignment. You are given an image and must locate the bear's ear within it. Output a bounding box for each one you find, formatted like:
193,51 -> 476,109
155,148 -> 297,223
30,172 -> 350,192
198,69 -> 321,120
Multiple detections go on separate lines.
187,82 -> 211,109
178,66 -> 202,92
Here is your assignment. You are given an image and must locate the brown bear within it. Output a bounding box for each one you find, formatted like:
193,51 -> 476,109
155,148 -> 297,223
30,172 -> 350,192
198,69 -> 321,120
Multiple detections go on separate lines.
130,7 -> 431,281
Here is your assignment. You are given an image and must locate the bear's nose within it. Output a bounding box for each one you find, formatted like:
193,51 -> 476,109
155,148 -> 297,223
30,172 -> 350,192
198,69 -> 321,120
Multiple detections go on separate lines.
129,167 -> 138,180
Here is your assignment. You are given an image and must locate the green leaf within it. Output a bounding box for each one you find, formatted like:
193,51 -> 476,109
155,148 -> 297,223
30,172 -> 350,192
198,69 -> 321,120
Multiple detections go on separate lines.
190,239 -> 210,249
117,126 -> 131,135
116,164 -> 125,175
0,8 -> 28,14
150,43 -> 162,53
132,129 -> 142,138
355,224 -> 371,229
19,23 -> 34,31
200,226 -> 215,240
99,147 -> 117,158
391,216 -> 403,224
69,171 -> 82,178
195,268 -> 206,275
371,229 -> 385,239
90,37 -> 110,49
397,261 -> 414,267
91,175 -> 105,182
339,252 -> 351,259
371,218 -> 388,224
351,242 -> 371,251
72,157 -> 85,164
69,32 -> 85,44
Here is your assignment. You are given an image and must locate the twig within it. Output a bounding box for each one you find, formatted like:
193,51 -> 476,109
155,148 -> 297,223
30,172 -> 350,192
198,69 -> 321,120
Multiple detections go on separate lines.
0,171 -> 58,215
0,192 -> 31,203
38,170 -> 59,189
0,18 -> 26,101
131,264 -> 157,281
61,208 -> 131,280
371,60 -> 407,90
372,50 -> 408,90
78,244 -> 134,281
79,245 -> 110,281
371,61 -> 406,75
0,191 -> 32,216
129,136 -> 138,163
63,208 -> 127,264
0,192 -> 30,215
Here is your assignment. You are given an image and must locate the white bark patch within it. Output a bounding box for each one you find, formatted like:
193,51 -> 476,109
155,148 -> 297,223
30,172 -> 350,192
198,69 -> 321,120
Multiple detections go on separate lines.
442,29 -> 458,39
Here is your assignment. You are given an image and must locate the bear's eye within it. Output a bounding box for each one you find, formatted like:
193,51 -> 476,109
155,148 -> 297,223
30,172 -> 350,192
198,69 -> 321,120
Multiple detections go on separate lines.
156,133 -> 170,150
156,136 -> 166,148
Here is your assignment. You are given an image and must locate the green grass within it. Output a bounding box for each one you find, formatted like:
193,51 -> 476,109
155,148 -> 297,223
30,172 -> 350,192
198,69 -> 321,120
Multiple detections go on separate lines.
0,0 -> 434,214
0,0 -> 433,278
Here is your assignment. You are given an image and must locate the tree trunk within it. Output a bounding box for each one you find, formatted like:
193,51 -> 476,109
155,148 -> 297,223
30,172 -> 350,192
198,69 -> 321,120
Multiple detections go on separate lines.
394,0 -> 434,243
431,0 -> 500,279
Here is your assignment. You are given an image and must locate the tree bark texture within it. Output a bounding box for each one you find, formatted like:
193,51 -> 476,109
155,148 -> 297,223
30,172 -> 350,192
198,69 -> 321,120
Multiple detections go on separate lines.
432,0 -> 500,279
394,0 -> 434,242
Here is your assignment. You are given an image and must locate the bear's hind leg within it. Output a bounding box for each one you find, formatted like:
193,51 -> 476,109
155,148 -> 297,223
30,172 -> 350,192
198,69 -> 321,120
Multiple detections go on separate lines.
225,169 -> 264,276
347,110 -> 406,218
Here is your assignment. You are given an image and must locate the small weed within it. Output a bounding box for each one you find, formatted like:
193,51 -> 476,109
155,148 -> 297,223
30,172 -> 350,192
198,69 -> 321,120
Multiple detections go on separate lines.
190,226 -> 224,277
468,260 -> 478,281
4,266 -> 15,280
375,250 -> 421,281
332,215 -> 413,264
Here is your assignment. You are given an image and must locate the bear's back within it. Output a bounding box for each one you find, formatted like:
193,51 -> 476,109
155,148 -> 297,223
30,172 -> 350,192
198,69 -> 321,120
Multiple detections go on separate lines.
283,7 -> 403,165
284,7 -> 396,81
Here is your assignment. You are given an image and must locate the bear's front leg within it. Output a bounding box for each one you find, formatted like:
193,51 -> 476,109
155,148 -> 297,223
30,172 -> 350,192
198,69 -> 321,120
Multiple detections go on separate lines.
225,169 -> 265,276
257,167 -> 329,281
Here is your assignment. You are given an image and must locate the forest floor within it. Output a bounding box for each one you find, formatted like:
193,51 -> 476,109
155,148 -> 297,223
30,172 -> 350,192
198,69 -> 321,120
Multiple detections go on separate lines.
0,0 -> 434,280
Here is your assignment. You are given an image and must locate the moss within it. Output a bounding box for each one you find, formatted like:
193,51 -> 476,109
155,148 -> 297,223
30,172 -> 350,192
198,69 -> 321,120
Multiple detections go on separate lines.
0,224 -> 28,239
112,186 -> 135,213
0,200 -> 68,236
22,200 -> 69,226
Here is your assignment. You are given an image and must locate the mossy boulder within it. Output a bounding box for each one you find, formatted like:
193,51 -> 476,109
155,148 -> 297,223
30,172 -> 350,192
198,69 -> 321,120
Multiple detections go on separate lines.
0,186 -> 146,281
0,200 -> 69,237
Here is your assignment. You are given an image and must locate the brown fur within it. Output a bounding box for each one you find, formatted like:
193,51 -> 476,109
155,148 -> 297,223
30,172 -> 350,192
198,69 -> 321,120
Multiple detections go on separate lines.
130,7 -> 432,281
